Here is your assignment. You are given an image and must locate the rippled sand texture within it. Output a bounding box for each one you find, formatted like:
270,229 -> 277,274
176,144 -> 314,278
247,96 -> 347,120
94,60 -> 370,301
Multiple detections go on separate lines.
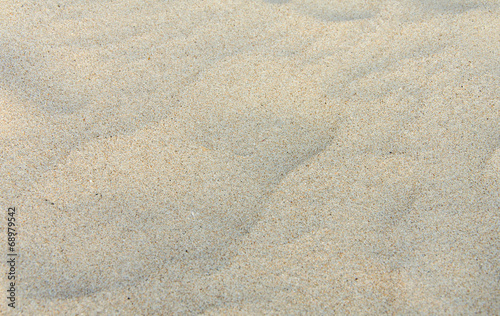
1,0 -> 499,314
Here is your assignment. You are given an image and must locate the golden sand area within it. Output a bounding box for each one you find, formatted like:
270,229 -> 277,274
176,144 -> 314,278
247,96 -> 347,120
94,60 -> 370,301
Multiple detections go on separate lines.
1,0 -> 499,314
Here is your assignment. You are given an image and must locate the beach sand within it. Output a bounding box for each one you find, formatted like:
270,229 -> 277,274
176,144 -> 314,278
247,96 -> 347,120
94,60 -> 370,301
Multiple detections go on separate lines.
1,0 -> 499,314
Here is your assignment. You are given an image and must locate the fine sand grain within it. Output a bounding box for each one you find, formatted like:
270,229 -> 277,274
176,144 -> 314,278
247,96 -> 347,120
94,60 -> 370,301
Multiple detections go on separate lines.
1,0 -> 499,314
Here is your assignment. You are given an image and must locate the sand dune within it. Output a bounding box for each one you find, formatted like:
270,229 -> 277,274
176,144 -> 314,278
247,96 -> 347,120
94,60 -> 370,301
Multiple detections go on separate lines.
1,0 -> 499,314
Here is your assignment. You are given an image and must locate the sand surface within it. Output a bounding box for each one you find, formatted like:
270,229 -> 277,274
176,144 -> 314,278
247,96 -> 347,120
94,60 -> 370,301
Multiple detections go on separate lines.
1,0 -> 499,314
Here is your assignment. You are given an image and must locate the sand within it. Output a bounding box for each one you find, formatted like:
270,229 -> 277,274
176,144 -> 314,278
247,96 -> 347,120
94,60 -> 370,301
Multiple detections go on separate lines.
1,0 -> 499,314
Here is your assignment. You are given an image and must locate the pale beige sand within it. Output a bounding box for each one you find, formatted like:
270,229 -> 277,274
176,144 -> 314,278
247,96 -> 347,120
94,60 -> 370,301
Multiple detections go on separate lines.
1,0 -> 499,314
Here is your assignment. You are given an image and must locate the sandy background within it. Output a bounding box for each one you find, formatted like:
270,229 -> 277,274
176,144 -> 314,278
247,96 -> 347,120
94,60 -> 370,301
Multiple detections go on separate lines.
1,0 -> 499,314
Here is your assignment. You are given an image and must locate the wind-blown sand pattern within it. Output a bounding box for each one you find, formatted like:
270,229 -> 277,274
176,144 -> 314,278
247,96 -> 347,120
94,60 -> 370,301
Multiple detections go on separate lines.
1,0 -> 499,314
